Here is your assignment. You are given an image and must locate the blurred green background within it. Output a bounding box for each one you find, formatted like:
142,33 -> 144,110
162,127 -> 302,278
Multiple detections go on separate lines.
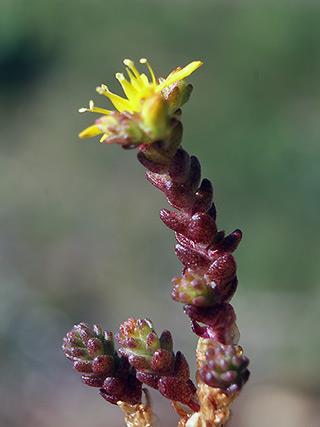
0,0 -> 319,426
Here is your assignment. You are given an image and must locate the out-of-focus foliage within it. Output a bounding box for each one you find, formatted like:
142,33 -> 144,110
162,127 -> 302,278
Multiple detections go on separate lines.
0,1 -> 319,426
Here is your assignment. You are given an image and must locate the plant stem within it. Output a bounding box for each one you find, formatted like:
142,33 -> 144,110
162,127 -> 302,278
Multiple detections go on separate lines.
117,389 -> 154,427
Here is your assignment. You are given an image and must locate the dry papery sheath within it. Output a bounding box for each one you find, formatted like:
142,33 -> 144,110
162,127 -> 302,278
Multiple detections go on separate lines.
63,58 -> 250,426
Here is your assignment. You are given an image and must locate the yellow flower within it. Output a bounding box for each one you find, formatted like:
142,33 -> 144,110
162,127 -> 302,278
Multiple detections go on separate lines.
79,58 -> 203,143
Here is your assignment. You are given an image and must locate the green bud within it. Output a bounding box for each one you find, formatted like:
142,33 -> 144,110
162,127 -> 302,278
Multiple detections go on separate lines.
140,94 -> 170,141
62,323 -> 117,386
162,81 -> 193,113
118,318 -> 174,373
172,269 -> 219,307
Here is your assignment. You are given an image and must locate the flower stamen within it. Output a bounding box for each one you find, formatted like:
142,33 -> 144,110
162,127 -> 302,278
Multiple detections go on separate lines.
78,100 -> 111,115
140,58 -> 157,85
123,59 -> 141,80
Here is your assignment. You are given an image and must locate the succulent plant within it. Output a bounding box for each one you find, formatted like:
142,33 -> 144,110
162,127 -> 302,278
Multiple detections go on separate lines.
62,57 -> 250,426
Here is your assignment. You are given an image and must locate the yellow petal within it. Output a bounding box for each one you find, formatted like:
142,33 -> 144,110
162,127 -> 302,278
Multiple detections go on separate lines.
96,84 -> 136,112
116,73 -> 138,101
99,134 -> 109,143
156,60 -> 203,92
78,124 -> 102,139
140,73 -> 150,86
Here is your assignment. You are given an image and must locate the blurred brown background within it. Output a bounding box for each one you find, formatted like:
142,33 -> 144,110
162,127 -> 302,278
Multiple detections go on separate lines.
0,0 -> 319,426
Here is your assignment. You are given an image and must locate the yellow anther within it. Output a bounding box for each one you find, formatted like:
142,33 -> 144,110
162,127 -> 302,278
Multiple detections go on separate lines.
78,99 -> 111,115
116,72 -> 125,81
96,84 -> 108,95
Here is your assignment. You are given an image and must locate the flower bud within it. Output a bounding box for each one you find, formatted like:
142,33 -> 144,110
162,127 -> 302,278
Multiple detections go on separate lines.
117,319 -> 198,409
117,318 -> 173,373
199,345 -> 250,393
172,269 -> 219,307
162,80 -> 193,113
62,323 -> 117,387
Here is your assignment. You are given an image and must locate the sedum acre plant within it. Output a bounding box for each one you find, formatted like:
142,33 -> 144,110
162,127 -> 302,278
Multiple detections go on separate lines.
62,58 -> 250,426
